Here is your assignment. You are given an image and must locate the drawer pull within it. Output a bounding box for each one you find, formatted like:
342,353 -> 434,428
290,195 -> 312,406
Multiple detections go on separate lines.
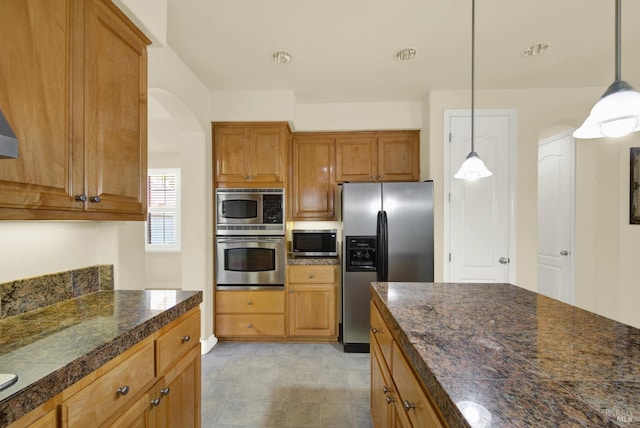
386,395 -> 395,404
382,386 -> 390,393
161,387 -> 170,396
371,327 -> 383,334
150,398 -> 161,407
309,274 -> 315,279
247,301 -> 253,305
247,323 -> 253,328
403,399 -> 416,411
182,335 -> 191,343
116,386 -> 130,396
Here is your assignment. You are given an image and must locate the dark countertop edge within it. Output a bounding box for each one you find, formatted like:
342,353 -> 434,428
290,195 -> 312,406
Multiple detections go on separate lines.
286,256 -> 340,265
0,290 -> 202,426
370,285 -> 469,428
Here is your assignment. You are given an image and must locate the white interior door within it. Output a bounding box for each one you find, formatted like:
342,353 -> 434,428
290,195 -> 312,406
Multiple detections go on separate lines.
445,110 -> 516,283
537,131 -> 575,303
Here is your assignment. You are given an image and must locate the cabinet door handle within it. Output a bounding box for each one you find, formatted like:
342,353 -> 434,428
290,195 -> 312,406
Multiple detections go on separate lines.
160,387 -> 170,396
247,323 -> 253,328
75,194 -> 87,202
182,335 -> 190,343
382,386 -> 390,393
386,395 -> 395,404
378,175 -> 384,179
371,327 -> 378,334
247,301 -> 253,305
242,175 -> 249,180
370,175 -> 376,179
89,195 -> 101,203
116,386 -> 130,396
403,399 -> 416,411
309,274 -> 315,279
150,398 -> 161,407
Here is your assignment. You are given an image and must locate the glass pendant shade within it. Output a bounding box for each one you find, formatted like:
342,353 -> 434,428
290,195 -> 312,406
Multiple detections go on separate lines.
454,151 -> 492,180
573,80 -> 640,139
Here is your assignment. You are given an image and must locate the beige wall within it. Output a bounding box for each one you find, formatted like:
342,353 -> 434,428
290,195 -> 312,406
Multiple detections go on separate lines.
575,136 -> 640,327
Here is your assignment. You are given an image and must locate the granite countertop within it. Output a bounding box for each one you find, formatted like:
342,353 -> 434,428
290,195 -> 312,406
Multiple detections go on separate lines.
287,255 -> 340,265
0,289 -> 202,426
370,282 -> 639,428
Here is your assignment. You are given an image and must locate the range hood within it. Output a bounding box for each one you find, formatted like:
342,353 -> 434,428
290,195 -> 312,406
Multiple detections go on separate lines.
0,109 -> 18,159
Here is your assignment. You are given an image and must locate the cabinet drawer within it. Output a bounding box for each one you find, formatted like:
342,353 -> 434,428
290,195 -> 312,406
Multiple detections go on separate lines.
64,341 -> 155,427
156,309 -> 201,375
216,314 -> 285,337
370,302 -> 394,368
392,342 -> 444,428
288,266 -> 335,284
216,290 -> 285,314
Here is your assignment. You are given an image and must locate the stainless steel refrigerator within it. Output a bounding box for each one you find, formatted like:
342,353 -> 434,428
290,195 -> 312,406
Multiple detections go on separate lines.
341,181 -> 434,352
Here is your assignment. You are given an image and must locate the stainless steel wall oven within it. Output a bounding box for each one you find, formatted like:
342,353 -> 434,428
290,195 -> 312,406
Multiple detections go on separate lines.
215,236 -> 285,290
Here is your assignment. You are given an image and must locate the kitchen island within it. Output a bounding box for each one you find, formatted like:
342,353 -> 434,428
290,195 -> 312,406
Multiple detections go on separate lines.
0,289 -> 202,427
370,282 -> 638,427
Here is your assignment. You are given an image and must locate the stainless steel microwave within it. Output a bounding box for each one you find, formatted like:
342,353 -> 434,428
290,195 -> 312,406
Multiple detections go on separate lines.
291,229 -> 338,257
216,188 -> 285,235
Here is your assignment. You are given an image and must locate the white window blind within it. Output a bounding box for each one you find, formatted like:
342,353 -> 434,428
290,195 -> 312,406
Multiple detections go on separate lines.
146,169 -> 180,251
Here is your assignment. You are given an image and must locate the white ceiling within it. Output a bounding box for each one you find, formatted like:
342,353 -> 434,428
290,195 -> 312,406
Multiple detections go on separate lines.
158,0 -> 640,104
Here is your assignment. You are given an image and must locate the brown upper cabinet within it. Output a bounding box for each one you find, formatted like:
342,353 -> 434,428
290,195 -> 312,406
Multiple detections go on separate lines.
290,134 -> 336,220
213,122 -> 290,187
290,130 -> 420,221
0,0 -> 150,220
336,131 -> 420,182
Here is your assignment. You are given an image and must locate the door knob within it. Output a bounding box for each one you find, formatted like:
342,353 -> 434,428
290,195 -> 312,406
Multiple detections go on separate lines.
498,257 -> 510,264
560,250 -> 569,256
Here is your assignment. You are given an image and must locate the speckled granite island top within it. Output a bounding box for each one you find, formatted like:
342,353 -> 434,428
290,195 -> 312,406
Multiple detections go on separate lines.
0,289 -> 202,425
370,282 -> 639,428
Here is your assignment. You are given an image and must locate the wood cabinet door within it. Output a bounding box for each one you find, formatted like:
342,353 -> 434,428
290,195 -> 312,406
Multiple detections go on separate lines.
155,345 -> 201,428
288,284 -> 336,337
214,126 -> 250,183
291,135 -> 336,220
371,341 -> 394,428
83,0 -> 148,215
377,132 -> 420,182
0,0 -> 80,213
335,136 -> 377,183
107,391 -> 153,428
250,126 -> 286,183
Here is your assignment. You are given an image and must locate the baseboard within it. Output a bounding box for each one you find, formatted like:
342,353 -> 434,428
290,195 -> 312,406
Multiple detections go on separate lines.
200,334 -> 218,354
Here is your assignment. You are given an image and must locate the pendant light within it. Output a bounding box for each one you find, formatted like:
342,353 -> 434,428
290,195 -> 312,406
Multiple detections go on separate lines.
573,0 -> 640,139
455,0 -> 492,180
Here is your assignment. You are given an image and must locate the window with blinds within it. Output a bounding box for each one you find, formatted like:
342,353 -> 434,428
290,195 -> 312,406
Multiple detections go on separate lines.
146,169 -> 180,251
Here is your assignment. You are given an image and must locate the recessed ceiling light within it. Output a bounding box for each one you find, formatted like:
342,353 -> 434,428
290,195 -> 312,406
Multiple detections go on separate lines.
272,50 -> 293,64
522,43 -> 549,57
395,48 -> 417,61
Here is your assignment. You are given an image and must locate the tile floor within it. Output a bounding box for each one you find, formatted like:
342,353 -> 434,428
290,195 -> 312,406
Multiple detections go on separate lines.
201,342 -> 374,427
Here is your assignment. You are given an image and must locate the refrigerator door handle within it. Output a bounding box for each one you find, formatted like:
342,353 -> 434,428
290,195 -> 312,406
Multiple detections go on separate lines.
376,211 -> 384,282
382,210 -> 389,281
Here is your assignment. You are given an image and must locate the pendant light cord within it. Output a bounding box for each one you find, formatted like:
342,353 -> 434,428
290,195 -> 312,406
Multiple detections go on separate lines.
615,0 -> 621,81
471,0 -> 476,153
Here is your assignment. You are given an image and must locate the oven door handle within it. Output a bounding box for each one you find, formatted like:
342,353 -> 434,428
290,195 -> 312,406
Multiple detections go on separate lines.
217,238 -> 284,244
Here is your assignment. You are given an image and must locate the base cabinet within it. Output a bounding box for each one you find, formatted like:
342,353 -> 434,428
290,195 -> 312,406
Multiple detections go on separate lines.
48,309 -> 202,428
287,266 -> 338,340
370,302 -> 446,428
215,290 -> 286,338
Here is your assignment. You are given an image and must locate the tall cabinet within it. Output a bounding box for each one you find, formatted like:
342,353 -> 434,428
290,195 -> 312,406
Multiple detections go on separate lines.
0,0 -> 150,220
